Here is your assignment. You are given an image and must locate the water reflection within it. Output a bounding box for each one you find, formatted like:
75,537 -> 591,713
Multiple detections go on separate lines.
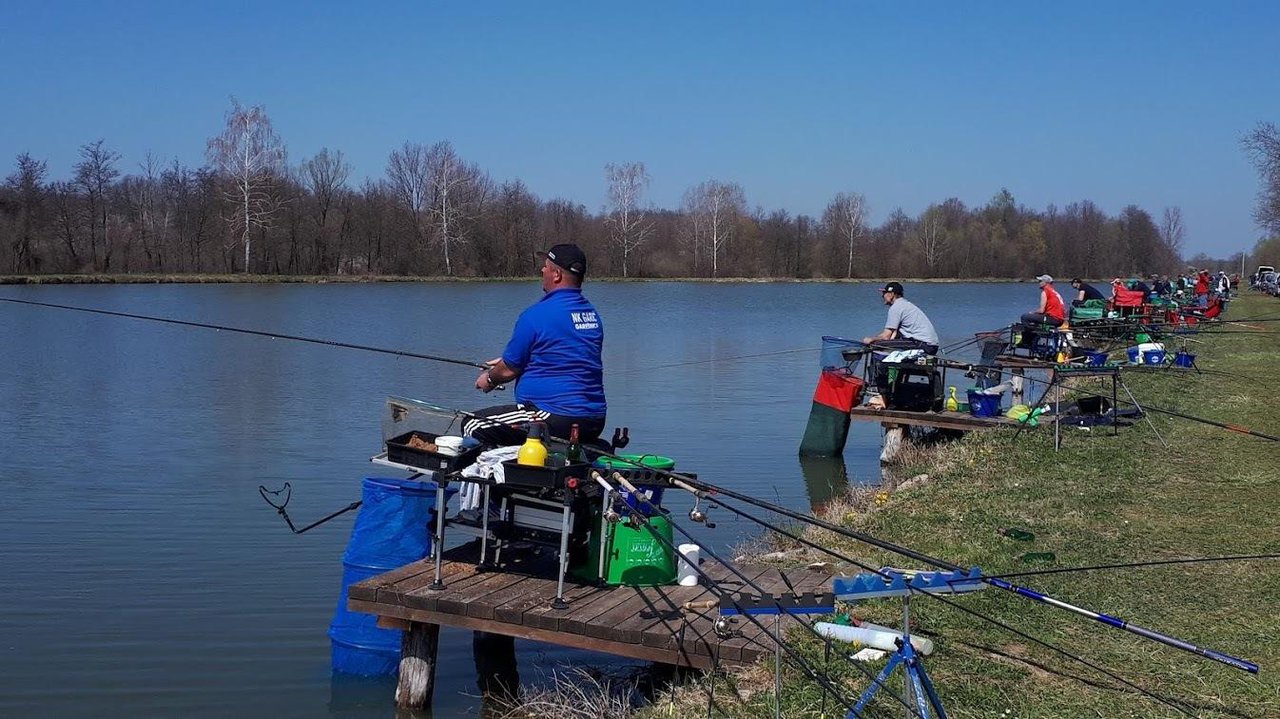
797,454 -> 853,514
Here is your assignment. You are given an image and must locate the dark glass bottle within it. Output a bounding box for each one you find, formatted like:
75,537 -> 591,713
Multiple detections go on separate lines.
566,423 -> 583,462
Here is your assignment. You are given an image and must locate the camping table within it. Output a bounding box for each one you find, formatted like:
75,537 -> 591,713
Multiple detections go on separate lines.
1017,365 -> 1167,451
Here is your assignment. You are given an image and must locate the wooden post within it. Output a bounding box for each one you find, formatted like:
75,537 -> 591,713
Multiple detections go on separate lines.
880,423 -> 905,463
474,630 -> 520,700
396,622 -> 440,710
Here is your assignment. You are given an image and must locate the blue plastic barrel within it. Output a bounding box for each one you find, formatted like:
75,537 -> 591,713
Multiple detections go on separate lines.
329,477 -> 453,676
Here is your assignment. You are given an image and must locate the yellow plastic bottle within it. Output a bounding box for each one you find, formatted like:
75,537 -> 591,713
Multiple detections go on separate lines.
945,386 -> 959,412
517,422 -> 549,467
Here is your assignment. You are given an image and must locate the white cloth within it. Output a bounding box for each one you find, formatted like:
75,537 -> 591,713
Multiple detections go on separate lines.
881,348 -> 926,364
457,446 -> 521,511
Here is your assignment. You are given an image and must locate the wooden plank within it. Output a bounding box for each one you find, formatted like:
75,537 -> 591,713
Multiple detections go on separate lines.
436,569 -> 529,616
522,580 -> 621,632
504,576 -> 609,627
400,567 -> 493,613
848,407 -> 1019,431
348,599 -> 716,669
582,586 -> 659,643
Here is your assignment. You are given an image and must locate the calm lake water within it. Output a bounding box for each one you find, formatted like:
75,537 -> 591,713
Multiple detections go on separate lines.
0,281 -> 1029,718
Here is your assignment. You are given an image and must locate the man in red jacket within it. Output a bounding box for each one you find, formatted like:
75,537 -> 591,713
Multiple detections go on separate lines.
1020,274 -> 1066,327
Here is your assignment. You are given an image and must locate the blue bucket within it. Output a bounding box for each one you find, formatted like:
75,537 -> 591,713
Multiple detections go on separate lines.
1083,350 -> 1108,367
967,390 -> 1001,418
1173,351 -> 1196,368
329,477 -> 453,676
1143,350 -> 1167,365
1126,348 -> 1140,363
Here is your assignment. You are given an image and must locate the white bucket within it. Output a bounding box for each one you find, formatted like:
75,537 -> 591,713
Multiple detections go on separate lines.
676,543 -> 700,586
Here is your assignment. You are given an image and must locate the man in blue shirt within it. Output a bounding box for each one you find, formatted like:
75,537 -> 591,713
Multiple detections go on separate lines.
465,243 -> 607,446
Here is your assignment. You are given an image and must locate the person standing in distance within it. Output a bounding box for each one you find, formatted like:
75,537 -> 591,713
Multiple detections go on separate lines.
861,281 -> 940,355
466,243 -> 606,446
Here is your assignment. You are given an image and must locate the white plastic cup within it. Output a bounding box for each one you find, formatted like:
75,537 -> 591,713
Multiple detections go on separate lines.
677,543 -> 700,586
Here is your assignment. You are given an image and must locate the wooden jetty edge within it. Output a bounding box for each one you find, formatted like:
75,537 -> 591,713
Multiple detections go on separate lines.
849,406 -> 1026,431
348,542 -> 833,708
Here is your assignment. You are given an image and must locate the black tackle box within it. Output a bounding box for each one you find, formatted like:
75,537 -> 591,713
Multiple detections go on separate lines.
500,459 -> 594,490
386,431 -> 483,473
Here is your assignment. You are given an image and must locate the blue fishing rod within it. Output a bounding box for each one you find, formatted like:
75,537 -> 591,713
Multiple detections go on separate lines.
631,464 -> 1262,676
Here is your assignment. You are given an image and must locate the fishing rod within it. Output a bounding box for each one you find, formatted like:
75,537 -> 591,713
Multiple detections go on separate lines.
591,471 -> 922,719
701,493 -> 1202,717
0,297 -> 488,369
663,471 -> 1259,675
978,553 -> 1280,582
577,443 -> 1261,679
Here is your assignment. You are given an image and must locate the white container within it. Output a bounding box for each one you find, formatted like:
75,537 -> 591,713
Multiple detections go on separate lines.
434,435 -> 464,456
676,543 -> 700,586
814,621 -> 935,655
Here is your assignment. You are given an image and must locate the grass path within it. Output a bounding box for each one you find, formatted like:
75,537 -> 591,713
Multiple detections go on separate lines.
645,294 -> 1280,719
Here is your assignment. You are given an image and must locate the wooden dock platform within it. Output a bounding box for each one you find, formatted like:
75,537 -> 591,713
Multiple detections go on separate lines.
848,406 -> 1025,431
348,541 -> 832,692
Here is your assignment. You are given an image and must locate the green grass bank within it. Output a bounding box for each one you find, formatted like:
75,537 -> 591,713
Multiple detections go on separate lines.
641,294 -> 1280,719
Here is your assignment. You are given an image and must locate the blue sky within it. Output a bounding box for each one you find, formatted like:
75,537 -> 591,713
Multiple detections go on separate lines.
2,1 -> 1277,256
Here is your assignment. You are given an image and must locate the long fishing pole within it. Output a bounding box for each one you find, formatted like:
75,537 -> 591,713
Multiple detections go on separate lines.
592,472 -> 918,719
577,441 -> 1261,676
654,470 -> 1259,675
979,553 -> 1280,582
0,297 -> 488,368
704,494 -> 1202,717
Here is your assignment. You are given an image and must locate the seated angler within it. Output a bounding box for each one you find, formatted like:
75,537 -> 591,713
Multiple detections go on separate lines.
1069,277 -> 1105,306
1021,274 -> 1066,327
861,281 -> 940,355
465,243 -> 607,447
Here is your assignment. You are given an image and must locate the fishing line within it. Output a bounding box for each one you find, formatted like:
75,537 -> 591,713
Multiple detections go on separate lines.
0,297 -> 490,369
594,474 -> 915,719
979,553 -> 1280,581
702,496 -> 1203,718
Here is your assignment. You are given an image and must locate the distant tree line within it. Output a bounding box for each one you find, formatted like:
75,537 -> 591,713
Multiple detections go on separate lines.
1,100 -> 1193,280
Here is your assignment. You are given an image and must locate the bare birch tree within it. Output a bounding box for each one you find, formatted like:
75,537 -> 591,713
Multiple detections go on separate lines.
604,161 -> 654,277
822,192 -> 868,278
682,179 -> 745,277
425,141 -> 488,276
914,205 -> 947,273
206,98 -> 286,272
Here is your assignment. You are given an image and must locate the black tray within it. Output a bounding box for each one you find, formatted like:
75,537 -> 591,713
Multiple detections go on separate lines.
500,459 -> 594,490
386,431 -> 483,473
